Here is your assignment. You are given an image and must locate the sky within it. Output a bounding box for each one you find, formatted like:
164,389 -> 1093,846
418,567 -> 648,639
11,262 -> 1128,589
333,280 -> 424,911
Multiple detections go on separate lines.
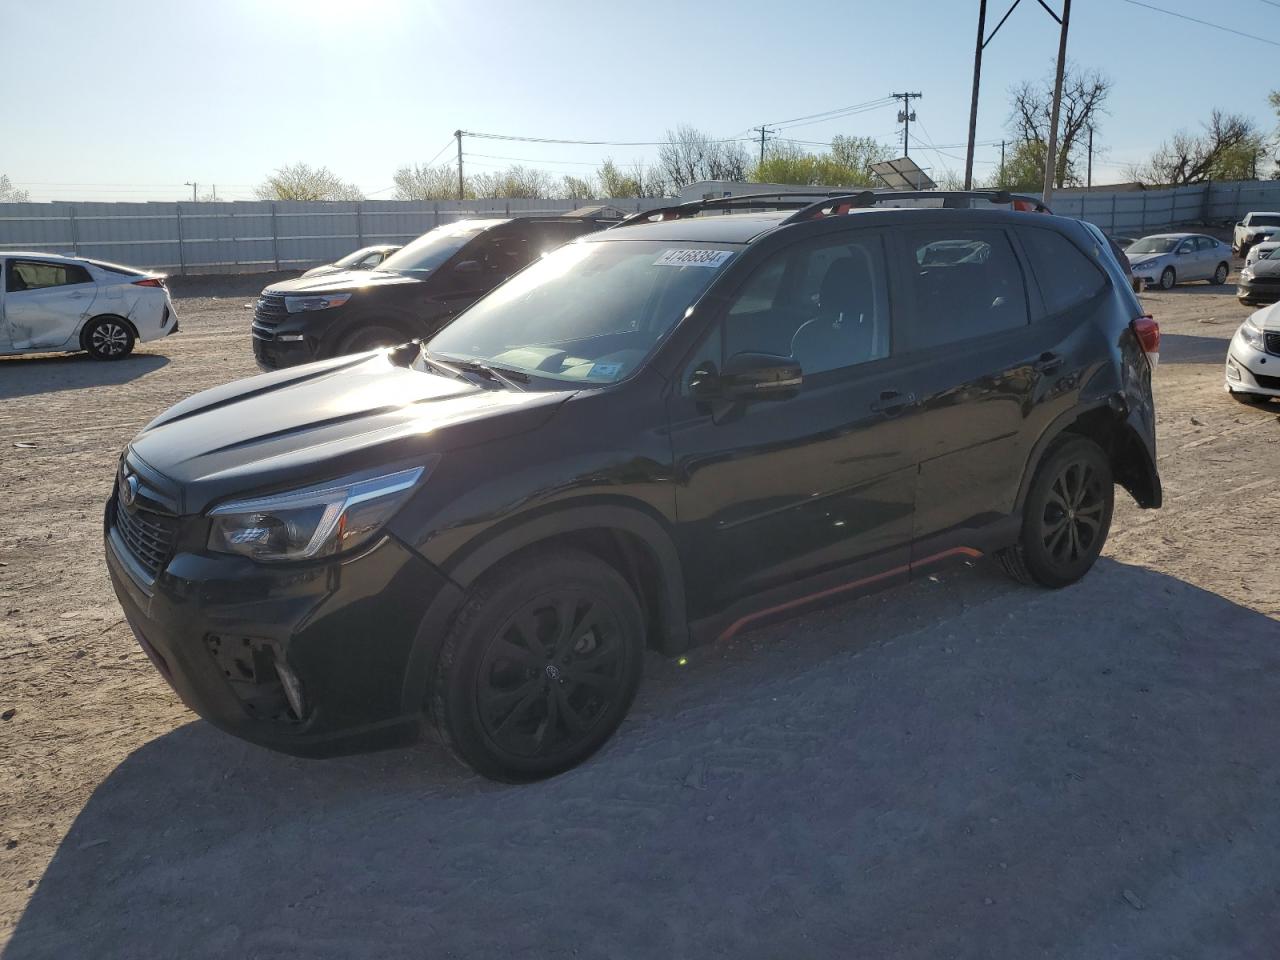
3,0 -> 1278,202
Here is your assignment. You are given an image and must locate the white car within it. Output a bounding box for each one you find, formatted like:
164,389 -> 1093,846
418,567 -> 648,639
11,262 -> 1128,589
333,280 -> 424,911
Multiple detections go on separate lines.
1126,233 -> 1231,290
1244,239 -> 1280,268
1233,212 -> 1280,258
1225,305 -> 1279,404
1,252 -> 178,359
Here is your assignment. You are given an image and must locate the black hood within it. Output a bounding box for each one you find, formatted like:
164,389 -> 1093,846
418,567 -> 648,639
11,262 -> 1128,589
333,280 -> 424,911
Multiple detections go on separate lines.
129,350 -> 571,514
264,270 -> 422,294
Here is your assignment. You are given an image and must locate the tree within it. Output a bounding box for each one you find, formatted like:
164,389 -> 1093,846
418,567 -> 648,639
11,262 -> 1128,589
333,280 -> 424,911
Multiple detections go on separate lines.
596,158 -> 667,198
557,175 -> 598,200
1008,65 -> 1110,188
752,136 -> 892,187
1129,111 -> 1266,185
393,163 -> 462,200
468,164 -> 553,199
0,174 -> 29,202
987,139 -> 1049,191
657,124 -> 749,189
255,162 -> 363,201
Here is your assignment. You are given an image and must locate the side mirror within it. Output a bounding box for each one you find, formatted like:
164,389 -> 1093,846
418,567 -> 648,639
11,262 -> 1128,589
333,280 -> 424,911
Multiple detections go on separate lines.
696,351 -> 802,401
454,259 -> 482,276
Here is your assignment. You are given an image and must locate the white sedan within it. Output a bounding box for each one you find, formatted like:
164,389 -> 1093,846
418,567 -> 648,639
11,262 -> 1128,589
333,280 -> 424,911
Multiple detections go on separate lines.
1,252 -> 178,359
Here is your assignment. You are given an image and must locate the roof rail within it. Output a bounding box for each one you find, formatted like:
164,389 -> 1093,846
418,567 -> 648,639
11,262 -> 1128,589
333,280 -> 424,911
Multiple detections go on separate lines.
612,192 -> 856,229
780,189 -> 1052,224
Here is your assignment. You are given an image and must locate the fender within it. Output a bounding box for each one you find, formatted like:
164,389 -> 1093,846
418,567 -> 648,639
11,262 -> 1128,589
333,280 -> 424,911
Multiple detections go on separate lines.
1014,398 -> 1161,511
398,498 -> 690,716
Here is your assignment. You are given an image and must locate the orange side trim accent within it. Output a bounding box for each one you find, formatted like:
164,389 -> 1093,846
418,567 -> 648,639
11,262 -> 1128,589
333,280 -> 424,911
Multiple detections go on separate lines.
716,546 -> 983,643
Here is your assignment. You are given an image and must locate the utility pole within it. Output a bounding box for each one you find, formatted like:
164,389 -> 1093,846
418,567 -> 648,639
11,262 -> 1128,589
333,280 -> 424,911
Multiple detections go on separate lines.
454,129 -> 464,201
184,181 -> 197,202
1086,125 -> 1093,191
755,125 -> 776,167
1041,0 -> 1071,207
964,0 -> 988,189
1000,140 -> 1007,185
893,92 -> 921,157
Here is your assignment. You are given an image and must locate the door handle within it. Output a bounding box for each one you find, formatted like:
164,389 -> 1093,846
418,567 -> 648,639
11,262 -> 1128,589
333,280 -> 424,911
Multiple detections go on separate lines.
870,389 -> 915,414
1033,352 -> 1063,374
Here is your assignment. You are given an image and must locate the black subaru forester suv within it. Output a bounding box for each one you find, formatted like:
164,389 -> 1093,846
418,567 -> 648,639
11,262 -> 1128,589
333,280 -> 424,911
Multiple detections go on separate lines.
105,191 -> 1161,782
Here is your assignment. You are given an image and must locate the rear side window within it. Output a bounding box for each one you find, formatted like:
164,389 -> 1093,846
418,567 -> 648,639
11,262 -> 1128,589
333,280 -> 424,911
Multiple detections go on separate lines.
1018,227 -> 1108,316
900,227 -> 1028,346
7,260 -> 93,292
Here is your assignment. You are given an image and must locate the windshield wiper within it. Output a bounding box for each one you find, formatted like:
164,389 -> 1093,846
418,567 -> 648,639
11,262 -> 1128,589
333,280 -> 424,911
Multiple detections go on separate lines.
420,350 -> 528,391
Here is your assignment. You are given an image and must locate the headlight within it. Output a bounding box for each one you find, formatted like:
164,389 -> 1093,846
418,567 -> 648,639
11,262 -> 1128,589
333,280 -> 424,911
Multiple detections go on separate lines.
208,465 -> 428,562
285,293 -> 352,313
1239,318 -> 1265,351
1241,266 -> 1254,280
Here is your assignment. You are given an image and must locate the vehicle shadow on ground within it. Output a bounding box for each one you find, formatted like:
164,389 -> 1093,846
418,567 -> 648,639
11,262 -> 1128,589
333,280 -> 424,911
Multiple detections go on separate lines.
0,354 -> 168,401
7,559 -> 1280,960
1158,332 -> 1235,365
1142,282 -> 1239,299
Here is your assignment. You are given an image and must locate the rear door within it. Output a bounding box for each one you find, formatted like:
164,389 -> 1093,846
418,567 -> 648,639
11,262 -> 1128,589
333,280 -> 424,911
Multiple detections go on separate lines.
667,226 -> 920,621
892,221 -> 1052,552
3,259 -> 98,350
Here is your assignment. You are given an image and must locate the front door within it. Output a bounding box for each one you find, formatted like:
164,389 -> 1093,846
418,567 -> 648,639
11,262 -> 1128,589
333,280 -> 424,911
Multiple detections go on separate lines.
4,258 -> 98,351
667,228 -> 919,623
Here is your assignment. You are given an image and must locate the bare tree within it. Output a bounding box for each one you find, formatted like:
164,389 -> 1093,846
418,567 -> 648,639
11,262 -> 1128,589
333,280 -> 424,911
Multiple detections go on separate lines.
255,163 -> 363,201
0,174 -> 30,202
393,163 -> 461,200
558,174 -> 598,200
468,165 -> 553,199
1009,65 -> 1110,188
596,158 -> 668,198
657,125 -> 749,189
1129,111 -> 1266,185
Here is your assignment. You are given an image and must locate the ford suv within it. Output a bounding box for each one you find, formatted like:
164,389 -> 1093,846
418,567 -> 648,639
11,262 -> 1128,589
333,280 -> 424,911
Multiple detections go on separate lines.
104,191 -> 1162,782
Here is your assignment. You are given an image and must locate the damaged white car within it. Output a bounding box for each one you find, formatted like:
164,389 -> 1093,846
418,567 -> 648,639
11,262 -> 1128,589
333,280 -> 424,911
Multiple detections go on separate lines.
1,253 -> 178,359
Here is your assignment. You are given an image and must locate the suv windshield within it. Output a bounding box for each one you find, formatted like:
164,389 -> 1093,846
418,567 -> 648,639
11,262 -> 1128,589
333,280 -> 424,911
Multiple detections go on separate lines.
1127,237 -> 1180,254
378,221 -> 492,275
422,239 -> 738,387
1249,215 -> 1280,227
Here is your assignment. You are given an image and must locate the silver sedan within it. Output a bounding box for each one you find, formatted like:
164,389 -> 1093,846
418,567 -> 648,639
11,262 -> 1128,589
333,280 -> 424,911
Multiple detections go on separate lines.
1126,233 -> 1232,290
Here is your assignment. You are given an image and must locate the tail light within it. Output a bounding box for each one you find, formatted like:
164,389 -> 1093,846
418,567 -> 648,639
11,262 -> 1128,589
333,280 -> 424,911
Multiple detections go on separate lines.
1132,315 -> 1160,368
132,277 -> 165,288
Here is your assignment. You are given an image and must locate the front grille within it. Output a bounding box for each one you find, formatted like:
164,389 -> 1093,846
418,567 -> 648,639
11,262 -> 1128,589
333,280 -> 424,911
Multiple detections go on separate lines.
114,488 -> 178,579
253,293 -> 288,330
1266,331 -> 1280,356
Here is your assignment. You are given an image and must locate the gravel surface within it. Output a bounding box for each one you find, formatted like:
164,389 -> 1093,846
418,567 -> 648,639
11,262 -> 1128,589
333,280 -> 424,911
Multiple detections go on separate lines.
1,269 -> 1278,958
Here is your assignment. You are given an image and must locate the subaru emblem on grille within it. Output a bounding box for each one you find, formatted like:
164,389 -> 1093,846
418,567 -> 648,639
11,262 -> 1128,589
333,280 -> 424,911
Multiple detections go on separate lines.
122,471 -> 139,507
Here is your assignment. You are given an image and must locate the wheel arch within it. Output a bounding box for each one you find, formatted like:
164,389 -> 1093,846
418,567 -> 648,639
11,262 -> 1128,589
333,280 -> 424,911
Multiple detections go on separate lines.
78,313 -> 138,351
1016,403 -> 1162,512
446,500 -> 690,656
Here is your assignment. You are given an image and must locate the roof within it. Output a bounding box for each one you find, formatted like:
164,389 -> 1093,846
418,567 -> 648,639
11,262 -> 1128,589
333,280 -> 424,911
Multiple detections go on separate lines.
1141,232 -> 1204,239
587,211 -> 791,244
0,250 -> 83,262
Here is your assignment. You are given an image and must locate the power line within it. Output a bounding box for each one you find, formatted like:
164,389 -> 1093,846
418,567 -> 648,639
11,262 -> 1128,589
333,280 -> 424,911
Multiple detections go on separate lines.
422,136 -> 456,167
764,96 -> 896,129
464,130 -> 754,146
1119,0 -> 1280,47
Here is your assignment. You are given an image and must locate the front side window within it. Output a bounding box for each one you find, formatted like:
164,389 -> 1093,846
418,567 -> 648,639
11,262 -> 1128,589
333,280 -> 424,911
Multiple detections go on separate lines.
1018,226 -> 1108,316
1176,239 -> 1195,254
423,239 -> 739,386
1195,236 -> 1216,251
900,227 -> 1028,347
721,232 -> 890,376
7,260 -> 92,292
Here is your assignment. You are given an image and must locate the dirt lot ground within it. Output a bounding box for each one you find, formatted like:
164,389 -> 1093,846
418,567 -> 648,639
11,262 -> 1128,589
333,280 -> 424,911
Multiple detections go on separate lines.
1,265 -> 1278,959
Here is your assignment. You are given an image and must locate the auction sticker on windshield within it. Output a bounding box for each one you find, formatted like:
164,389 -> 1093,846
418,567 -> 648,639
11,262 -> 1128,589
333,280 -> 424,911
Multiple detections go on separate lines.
654,249 -> 734,268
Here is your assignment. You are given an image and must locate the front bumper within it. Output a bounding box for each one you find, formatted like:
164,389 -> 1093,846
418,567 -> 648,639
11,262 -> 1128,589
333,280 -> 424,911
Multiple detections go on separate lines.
1224,331 -> 1280,397
1236,278 -> 1280,303
1131,262 -> 1168,286
104,494 -> 456,757
252,331 -> 318,371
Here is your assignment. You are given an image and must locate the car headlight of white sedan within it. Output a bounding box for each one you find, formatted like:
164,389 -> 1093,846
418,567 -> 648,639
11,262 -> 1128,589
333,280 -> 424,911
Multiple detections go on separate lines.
1238,317 -> 1266,352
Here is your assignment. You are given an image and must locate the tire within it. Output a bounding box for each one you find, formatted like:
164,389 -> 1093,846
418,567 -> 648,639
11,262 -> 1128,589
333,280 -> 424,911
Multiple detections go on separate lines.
336,324 -> 407,357
1211,262 -> 1230,285
997,435 -> 1114,589
1159,266 -> 1176,290
1239,298 -> 1257,306
1231,390 -> 1272,405
431,548 -> 645,782
82,316 -> 135,360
